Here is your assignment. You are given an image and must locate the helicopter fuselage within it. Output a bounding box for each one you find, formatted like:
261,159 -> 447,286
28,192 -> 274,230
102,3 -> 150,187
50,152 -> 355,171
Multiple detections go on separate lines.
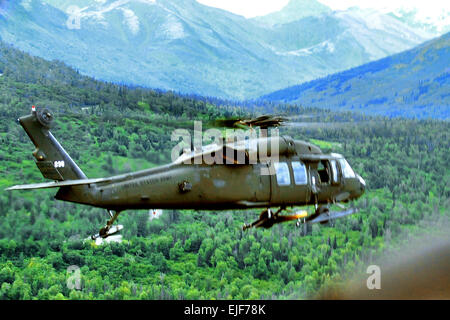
55,138 -> 365,212
8,108 -> 366,237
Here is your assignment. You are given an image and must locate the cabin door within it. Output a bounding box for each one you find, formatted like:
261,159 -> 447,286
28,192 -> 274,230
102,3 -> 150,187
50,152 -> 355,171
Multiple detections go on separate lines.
270,160 -> 310,205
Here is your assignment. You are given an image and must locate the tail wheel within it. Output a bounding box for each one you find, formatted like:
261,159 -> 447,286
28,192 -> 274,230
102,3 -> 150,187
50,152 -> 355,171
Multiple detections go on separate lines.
36,108 -> 54,128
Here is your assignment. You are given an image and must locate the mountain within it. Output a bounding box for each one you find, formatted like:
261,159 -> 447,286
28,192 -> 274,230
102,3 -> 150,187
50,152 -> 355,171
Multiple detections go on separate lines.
388,6 -> 450,36
259,32 -> 450,119
252,0 -> 331,26
0,0 -> 442,100
0,36 -> 239,121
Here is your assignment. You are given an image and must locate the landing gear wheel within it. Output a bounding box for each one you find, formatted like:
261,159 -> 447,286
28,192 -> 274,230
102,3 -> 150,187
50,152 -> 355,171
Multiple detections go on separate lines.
91,210 -> 123,240
99,226 -> 109,238
317,206 -> 331,225
307,205 -> 329,222
244,207 -> 301,230
317,206 -> 329,215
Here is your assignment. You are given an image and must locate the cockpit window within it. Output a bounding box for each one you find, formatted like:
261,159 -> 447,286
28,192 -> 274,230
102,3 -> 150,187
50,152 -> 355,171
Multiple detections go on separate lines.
291,161 -> 307,185
338,158 -> 355,178
274,162 -> 291,186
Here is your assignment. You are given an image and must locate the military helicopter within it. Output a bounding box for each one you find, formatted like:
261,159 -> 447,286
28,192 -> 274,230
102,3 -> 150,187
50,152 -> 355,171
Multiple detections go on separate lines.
6,107 -> 365,239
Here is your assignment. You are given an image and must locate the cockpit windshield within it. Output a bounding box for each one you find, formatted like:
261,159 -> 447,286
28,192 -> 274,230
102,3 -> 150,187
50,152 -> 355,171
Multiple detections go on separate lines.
338,158 -> 355,178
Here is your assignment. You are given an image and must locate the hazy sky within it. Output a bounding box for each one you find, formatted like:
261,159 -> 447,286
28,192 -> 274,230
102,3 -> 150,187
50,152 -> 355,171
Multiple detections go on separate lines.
197,0 -> 449,19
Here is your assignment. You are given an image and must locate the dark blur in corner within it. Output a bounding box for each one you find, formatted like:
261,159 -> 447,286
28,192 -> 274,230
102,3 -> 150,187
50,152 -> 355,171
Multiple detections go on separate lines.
318,236 -> 450,300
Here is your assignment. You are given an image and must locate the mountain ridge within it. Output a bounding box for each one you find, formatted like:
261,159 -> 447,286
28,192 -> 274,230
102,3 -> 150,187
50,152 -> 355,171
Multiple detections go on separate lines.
252,0 -> 331,26
0,0 -> 444,99
259,32 -> 450,119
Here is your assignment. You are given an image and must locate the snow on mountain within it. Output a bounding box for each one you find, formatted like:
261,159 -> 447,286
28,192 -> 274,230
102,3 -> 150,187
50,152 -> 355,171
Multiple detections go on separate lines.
334,7 -> 435,59
0,0 -> 444,99
389,6 -> 450,35
252,0 -> 331,26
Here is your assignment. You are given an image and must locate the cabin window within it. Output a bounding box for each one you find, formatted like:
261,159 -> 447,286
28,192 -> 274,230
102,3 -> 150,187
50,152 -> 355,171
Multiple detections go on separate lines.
318,160 -> 330,184
330,159 -> 339,183
274,162 -> 291,186
291,161 -> 307,185
338,158 -> 355,178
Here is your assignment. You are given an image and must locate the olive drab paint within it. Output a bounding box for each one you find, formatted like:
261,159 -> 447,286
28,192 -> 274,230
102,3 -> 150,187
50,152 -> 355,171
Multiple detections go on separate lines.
7,107 -> 366,238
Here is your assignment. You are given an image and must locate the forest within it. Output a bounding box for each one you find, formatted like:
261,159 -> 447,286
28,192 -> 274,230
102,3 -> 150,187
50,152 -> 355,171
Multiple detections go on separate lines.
0,41 -> 449,299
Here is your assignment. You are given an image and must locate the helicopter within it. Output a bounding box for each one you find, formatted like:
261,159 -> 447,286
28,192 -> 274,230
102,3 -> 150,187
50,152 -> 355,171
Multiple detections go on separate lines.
6,107 -> 365,239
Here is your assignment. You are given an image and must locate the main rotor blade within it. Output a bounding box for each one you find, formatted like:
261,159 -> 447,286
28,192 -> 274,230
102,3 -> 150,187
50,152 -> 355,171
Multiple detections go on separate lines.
283,122 -> 348,129
282,119 -> 384,130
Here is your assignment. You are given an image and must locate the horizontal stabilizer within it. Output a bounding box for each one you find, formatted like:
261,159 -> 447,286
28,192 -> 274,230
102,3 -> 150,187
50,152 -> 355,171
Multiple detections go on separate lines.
5,178 -> 112,191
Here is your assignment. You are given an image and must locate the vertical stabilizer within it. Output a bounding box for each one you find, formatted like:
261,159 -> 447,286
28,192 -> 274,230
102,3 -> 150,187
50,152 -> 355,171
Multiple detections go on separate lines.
18,106 -> 87,181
